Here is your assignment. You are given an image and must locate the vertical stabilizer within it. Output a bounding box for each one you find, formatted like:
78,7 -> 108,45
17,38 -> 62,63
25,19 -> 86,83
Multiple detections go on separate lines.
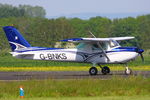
3,26 -> 31,51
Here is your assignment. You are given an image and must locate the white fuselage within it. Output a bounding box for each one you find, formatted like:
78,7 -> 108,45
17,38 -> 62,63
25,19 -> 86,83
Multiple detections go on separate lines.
3,26 -> 143,69
12,48 -> 139,64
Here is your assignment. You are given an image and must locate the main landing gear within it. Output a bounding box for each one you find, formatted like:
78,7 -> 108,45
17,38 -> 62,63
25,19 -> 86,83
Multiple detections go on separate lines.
89,64 -> 133,75
89,64 -> 110,75
89,67 -> 98,75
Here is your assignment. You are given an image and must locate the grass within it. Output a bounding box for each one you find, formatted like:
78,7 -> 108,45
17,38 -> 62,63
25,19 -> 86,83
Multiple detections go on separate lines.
0,76 -> 150,98
0,66 -> 150,71
0,96 -> 150,100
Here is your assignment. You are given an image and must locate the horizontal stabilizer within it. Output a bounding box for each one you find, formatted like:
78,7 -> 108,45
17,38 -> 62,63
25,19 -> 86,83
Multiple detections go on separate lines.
10,52 -> 34,59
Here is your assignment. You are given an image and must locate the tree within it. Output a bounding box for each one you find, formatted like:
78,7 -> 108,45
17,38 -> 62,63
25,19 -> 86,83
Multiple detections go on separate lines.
19,5 -> 46,18
0,3 -> 46,18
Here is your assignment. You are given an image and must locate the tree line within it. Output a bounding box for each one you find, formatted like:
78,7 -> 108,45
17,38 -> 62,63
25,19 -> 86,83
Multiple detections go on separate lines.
0,4 -> 149,50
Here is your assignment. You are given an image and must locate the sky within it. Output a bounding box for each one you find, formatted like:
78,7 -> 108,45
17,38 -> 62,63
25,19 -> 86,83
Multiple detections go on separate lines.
0,0 -> 150,19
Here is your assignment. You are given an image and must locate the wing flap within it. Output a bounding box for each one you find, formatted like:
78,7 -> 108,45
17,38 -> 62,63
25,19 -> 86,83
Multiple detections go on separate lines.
10,52 -> 34,59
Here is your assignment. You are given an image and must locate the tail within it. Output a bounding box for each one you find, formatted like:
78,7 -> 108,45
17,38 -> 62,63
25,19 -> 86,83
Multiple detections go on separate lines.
3,26 -> 31,51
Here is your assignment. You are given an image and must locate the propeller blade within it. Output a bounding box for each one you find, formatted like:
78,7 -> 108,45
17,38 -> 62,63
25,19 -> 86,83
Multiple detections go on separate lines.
140,53 -> 144,62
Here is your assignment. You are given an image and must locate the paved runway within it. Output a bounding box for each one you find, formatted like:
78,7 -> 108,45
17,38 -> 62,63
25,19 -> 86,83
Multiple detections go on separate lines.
0,71 -> 150,80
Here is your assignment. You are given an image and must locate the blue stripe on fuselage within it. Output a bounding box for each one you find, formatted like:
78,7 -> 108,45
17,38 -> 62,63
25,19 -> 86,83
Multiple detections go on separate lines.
107,47 -> 138,53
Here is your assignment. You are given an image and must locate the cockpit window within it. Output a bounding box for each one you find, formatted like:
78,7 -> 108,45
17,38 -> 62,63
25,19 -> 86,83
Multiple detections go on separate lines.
76,43 -> 85,50
92,44 -> 100,50
77,42 -> 108,51
76,43 -> 91,50
92,42 -> 107,51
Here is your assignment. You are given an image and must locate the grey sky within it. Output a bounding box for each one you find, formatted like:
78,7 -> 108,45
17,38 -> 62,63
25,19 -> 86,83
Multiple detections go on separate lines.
0,0 -> 150,18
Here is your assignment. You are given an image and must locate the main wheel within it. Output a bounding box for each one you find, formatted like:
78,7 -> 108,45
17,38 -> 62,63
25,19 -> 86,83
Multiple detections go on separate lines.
125,68 -> 132,75
89,67 -> 98,75
101,66 -> 110,75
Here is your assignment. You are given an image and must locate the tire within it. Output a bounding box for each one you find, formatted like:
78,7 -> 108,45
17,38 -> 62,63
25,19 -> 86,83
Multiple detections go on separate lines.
89,67 -> 98,75
101,66 -> 110,75
125,68 -> 132,75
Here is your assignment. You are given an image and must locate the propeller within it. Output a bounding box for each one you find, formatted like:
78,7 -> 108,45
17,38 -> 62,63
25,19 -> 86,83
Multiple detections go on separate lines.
137,47 -> 144,62
140,53 -> 144,62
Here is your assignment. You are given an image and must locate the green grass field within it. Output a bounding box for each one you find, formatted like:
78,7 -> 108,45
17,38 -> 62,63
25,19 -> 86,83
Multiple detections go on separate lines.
1,96 -> 150,100
0,52 -> 150,100
0,76 -> 150,99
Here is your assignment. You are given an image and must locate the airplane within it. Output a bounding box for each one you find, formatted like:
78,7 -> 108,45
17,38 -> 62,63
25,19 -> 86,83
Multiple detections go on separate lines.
3,26 -> 144,75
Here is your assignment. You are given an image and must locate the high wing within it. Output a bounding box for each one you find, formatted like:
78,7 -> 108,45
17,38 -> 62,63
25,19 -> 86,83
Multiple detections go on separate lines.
60,36 -> 135,62
60,37 -> 135,42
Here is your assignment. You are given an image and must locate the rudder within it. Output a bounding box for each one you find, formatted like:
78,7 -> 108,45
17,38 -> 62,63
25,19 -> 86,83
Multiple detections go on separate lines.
3,26 -> 31,51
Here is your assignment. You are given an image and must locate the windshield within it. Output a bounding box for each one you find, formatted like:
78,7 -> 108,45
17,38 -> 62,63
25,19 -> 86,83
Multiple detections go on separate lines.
109,40 -> 120,48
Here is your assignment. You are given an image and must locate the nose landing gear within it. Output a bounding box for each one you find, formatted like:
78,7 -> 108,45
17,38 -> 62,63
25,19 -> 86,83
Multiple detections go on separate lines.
124,64 -> 132,75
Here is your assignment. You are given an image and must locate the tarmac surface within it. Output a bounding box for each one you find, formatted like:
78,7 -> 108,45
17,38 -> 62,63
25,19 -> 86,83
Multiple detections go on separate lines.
0,71 -> 150,80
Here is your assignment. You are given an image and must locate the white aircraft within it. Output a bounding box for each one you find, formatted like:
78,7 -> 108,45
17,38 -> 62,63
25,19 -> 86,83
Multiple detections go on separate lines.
3,26 -> 144,75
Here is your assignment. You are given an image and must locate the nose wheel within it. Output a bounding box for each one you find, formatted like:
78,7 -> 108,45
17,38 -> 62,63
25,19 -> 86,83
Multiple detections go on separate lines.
125,66 -> 132,75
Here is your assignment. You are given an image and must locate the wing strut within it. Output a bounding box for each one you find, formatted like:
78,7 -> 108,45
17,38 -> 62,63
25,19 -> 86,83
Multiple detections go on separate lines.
89,31 -> 96,38
89,31 -> 110,62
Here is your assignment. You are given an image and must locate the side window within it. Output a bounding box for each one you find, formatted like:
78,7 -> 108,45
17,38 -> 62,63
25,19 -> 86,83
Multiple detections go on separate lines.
92,44 -> 100,50
76,43 -> 92,51
76,43 -> 85,50
92,42 -> 108,51
99,42 -> 107,50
